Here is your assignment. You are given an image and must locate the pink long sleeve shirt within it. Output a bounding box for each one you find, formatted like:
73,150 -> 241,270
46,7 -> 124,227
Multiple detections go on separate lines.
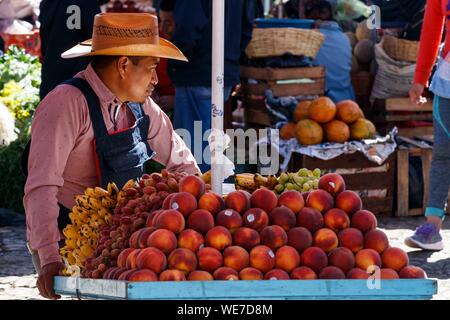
24,64 -> 200,267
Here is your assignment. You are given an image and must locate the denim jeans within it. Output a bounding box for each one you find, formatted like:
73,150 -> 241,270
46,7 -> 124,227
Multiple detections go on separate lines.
425,96 -> 450,219
173,86 -> 232,173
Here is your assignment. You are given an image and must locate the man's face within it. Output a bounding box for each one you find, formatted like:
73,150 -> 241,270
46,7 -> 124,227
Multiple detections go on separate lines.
159,10 -> 175,39
122,56 -> 159,103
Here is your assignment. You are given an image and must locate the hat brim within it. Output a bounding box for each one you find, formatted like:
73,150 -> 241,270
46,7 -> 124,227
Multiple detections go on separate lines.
61,38 -> 188,62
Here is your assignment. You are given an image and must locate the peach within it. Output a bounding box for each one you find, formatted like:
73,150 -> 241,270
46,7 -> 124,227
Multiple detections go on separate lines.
197,247 -> 223,273
239,267 -> 263,280
118,268 -> 139,281
129,230 -> 143,249
233,227 -> 261,251
328,247 -> 355,273
380,268 -> 399,279
188,270 -> 214,281
169,192 -> 197,217
249,245 -> 276,273
187,209 -> 215,234
178,229 -> 205,253
137,227 -> 157,249
313,228 -> 339,253
179,175 -> 206,199
335,191 -> 362,216
296,207 -> 324,234
269,206 -> 296,231
136,247 -> 167,273
278,190 -> 304,214
103,267 -> 118,279
159,269 -> 186,281
213,267 -> 239,280
306,189 -> 334,213
346,268 -> 369,279
260,225 -> 288,251
126,249 -> 142,269
300,247 -> 328,273
117,248 -> 135,268
146,210 -> 161,227
162,193 -> 176,210
364,229 -> 389,254
302,192 -> 310,203
319,173 -> 346,197
381,247 -> 409,272
198,192 -> 225,215
225,190 -> 251,214
338,228 -> 364,253
319,266 -> 346,279
250,188 -> 278,214
351,210 -> 377,233
399,266 -> 426,279
223,246 -> 249,271
264,269 -> 290,280
275,245 -> 300,272
216,209 -> 243,233
110,267 -> 128,280
324,208 -> 350,233
290,266 -> 317,280
206,226 -> 232,250
243,208 -> 269,232
153,209 -> 185,234
287,227 -> 312,254
168,248 -> 198,274
355,249 -> 382,272
128,269 -> 158,282
146,228 -> 178,254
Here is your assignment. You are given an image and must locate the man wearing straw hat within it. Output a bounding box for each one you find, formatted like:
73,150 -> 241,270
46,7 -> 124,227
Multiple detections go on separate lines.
23,13 -> 200,299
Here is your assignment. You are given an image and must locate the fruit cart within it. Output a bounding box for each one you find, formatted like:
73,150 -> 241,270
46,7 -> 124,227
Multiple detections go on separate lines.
54,277 -> 437,300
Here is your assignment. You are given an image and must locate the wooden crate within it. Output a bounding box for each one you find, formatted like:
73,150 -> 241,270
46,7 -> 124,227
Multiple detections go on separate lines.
287,152 -> 396,216
239,66 -> 325,128
396,136 -> 433,217
371,97 -> 433,137
54,277 -> 437,300
240,66 -> 325,97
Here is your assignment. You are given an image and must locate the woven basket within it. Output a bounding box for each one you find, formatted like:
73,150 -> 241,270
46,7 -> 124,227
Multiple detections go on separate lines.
245,28 -> 325,59
382,35 -> 419,63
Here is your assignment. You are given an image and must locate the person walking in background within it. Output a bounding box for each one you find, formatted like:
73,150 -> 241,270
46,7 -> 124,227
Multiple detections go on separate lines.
153,0 -> 176,114
168,0 -> 256,173
39,0 -> 105,99
306,0 -> 355,103
406,0 -> 449,251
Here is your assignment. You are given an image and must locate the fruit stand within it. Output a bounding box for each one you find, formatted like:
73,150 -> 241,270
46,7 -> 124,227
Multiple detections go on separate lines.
52,169 -> 437,300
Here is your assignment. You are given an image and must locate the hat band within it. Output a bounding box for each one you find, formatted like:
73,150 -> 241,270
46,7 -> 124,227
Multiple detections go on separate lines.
94,25 -> 158,38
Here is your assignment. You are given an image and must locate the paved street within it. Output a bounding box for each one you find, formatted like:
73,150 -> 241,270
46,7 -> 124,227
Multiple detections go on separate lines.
1,216 -> 449,300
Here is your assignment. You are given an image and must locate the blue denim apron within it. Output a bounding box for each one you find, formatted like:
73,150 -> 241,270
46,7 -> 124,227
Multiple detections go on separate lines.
65,78 -> 155,189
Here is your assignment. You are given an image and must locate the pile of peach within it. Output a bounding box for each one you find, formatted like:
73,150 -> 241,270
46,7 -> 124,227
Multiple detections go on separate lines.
95,173 -> 426,282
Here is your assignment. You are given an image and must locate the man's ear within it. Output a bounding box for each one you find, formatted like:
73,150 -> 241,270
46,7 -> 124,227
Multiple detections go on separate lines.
117,56 -> 130,80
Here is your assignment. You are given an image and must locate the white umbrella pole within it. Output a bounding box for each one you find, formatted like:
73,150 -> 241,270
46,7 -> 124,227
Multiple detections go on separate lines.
211,0 -> 225,195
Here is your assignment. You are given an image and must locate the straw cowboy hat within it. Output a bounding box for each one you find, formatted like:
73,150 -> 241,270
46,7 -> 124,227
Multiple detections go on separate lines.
61,12 -> 187,61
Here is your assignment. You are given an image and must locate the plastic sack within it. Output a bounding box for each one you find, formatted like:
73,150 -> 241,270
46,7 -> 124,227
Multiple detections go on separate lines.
334,0 -> 372,22
370,41 -> 416,100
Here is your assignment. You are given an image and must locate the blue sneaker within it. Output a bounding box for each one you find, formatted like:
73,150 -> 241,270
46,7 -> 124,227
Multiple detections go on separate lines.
405,222 -> 444,251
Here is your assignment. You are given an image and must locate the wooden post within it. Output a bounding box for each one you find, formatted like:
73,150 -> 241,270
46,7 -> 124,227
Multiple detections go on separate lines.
396,148 -> 409,216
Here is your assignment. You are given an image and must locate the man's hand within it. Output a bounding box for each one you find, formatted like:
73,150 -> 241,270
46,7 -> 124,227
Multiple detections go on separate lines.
409,83 -> 427,105
37,261 -> 64,299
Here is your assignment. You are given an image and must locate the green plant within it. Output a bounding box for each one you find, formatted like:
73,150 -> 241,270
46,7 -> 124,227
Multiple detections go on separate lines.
0,46 -> 41,213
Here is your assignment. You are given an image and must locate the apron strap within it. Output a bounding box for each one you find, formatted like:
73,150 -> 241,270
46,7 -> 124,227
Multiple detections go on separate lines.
63,78 -> 109,138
